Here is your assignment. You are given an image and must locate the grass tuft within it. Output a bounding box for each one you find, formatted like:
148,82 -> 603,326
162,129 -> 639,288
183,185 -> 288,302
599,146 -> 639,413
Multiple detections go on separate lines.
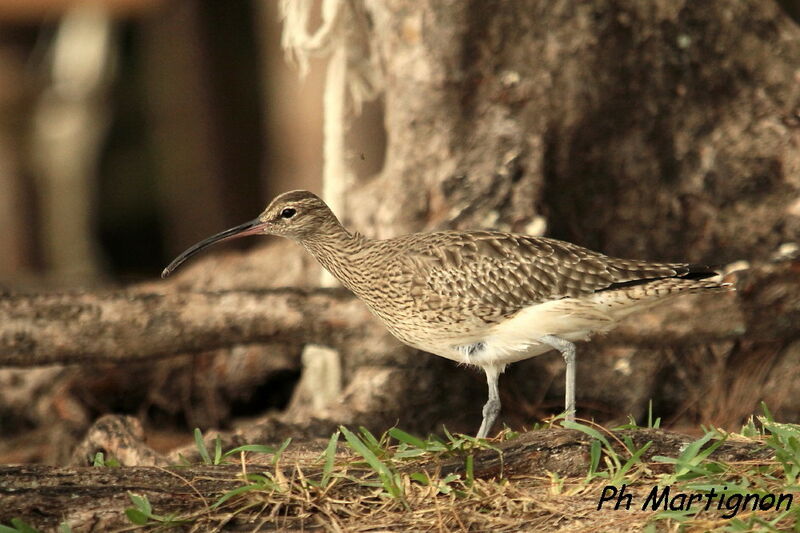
110,404 -> 800,532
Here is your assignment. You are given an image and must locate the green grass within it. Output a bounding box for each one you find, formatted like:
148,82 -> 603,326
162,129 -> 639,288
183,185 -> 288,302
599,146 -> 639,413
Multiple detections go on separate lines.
170,408 -> 797,531
0,520 -> 72,533
562,419 -> 653,486
125,492 -> 190,529
190,427 -> 292,466
6,406 -> 798,531
644,403 -> 800,531
9,404 -> 795,531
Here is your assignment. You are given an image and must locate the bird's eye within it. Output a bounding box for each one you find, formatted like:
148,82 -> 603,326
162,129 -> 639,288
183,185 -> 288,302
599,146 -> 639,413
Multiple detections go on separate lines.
280,208 -> 296,219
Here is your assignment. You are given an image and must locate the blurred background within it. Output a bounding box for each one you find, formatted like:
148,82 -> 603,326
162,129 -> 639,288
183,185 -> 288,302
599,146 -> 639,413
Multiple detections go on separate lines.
0,0 -> 388,286
1,0 -> 800,465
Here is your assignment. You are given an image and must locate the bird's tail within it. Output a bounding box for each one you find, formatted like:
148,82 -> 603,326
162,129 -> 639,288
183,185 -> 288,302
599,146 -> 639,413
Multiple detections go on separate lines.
591,277 -> 733,321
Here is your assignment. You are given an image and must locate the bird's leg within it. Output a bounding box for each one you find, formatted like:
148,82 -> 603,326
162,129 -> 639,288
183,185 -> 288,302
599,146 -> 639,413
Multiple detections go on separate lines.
540,335 -> 576,421
476,365 -> 501,439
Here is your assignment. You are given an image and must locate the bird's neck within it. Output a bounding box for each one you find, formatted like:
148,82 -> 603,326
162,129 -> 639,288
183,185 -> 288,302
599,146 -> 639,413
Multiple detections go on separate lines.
299,225 -> 371,288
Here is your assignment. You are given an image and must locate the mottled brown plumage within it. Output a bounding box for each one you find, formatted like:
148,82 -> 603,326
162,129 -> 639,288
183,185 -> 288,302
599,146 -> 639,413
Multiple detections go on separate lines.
163,190 -> 728,438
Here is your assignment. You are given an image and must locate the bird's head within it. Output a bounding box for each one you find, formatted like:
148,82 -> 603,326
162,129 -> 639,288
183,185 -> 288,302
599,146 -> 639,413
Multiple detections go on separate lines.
257,190 -> 338,240
161,190 -> 337,278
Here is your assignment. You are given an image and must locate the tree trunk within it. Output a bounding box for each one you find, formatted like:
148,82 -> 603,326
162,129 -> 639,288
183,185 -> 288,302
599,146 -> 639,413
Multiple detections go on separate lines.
355,1 -> 800,262
332,0 -> 800,431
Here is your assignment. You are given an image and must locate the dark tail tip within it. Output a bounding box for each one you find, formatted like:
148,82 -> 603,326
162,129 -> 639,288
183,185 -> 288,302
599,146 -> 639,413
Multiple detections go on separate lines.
682,263 -> 721,280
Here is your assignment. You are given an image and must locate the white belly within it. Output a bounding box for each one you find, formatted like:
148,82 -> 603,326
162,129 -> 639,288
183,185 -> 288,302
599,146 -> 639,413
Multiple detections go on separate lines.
454,297 -> 615,367
416,277 -> 716,369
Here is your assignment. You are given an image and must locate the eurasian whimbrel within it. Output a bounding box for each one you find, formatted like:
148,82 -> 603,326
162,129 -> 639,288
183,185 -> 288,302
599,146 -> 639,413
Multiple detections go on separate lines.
162,190 -> 727,438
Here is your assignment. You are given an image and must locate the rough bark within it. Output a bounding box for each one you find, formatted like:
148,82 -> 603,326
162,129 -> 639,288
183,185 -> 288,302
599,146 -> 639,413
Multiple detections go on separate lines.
0,287 -> 386,367
356,0 -> 800,263
337,0 -> 800,432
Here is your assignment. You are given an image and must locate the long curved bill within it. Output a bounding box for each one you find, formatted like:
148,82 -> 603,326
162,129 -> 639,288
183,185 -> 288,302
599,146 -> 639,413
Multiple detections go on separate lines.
161,218 -> 266,278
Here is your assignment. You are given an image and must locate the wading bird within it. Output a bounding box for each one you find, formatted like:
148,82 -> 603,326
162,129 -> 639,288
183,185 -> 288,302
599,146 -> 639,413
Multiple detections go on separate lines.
163,190 -> 726,438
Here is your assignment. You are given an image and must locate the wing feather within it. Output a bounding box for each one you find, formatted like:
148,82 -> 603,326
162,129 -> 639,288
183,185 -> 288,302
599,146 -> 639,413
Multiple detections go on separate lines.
399,230 -> 716,321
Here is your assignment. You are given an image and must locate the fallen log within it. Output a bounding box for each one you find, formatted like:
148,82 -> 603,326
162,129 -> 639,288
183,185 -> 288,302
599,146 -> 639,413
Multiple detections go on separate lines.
0,287 -> 382,367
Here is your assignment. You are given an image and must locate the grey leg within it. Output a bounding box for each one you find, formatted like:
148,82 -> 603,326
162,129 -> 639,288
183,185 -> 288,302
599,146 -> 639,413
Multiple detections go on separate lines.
476,365 -> 501,439
540,335 -> 576,421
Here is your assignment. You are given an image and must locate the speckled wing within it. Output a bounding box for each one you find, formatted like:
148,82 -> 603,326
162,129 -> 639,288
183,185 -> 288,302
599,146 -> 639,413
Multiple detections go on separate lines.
400,230 -> 714,321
